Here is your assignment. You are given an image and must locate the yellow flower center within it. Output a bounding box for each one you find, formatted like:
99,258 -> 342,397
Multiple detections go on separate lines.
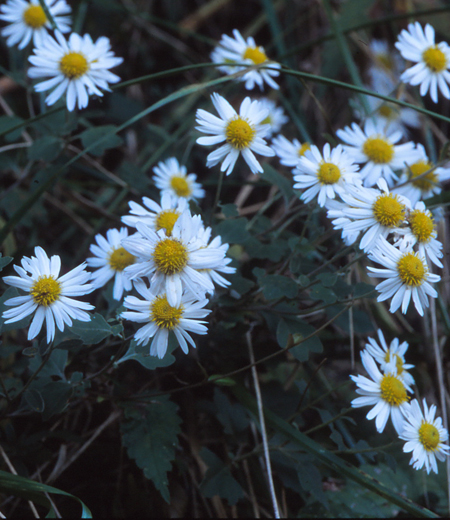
362,136 -> 394,164
380,374 -> 408,406
409,161 -> 437,192
409,210 -> 435,243
108,247 -> 136,271
59,52 -> 89,79
226,117 -> 255,150
153,238 -> 188,275
378,104 -> 398,120
298,142 -> 310,157
23,5 -> 47,28
317,162 -> 341,184
376,53 -> 394,71
243,46 -> 267,65
30,275 -> 61,307
397,252 -> 426,286
384,352 -> 404,374
419,422 -> 440,451
155,210 -> 180,236
260,115 -> 272,126
422,46 -> 447,73
372,193 -> 405,227
169,176 -> 192,198
150,295 -> 183,329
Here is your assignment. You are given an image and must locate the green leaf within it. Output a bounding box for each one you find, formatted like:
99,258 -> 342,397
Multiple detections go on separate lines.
214,218 -> 251,244
0,255 -> 12,272
39,381 -> 73,419
23,388 -> 45,413
0,469 -> 92,517
80,125 -> 123,156
199,448 -> 244,505
70,313 -> 122,344
28,349 -> 68,381
0,115 -> 24,142
115,339 -> 176,369
27,136 -> 62,162
254,269 -> 298,300
310,284 -> 337,304
121,396 -> 182,503
219,203 -> 239,218
244,236 -> 289,261
261,163 -> 295,202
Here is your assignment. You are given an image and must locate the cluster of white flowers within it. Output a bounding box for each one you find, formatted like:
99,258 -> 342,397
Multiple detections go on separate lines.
351,330 -> 449,474
0,0 -> 123,111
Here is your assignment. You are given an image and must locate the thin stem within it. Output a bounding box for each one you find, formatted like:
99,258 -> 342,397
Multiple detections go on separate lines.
246,327 -> 280,519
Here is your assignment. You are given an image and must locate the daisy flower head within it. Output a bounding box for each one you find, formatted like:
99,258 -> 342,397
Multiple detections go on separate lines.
394,201 -> 444,268
327,178 -> 410,252
28,30 -> 123,111
152,158 -> 205,202
367,237 -> 440,316
121,280 -> 210,359
86,228 -> 136,301
257,98 -> 288,137
2,246 -> 94,343
211,28 -> 281,90
364,329 -> 415,387
400,398 -> 450,474
122,212 -> 227,306
121,192 -> 188,237
292,143 -> 359,207
336,120 -> 419,187
195,92 -> 275,175
395,22 -> 450,103
393,144 -> 450,205
271,135 -> 310,167
350,350 -> 411,434
0,0 -> 71,50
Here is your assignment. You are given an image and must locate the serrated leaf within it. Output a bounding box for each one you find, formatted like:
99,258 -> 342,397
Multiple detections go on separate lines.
70,313 -> 120,344
214,218 -> 250,244
27,136 -> 62,162
121,396 -> 182,503
199,448 -> 244,505
80,125 -> 123,156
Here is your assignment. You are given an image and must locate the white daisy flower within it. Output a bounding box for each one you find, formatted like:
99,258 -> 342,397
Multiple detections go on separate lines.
211,28 -> 281,90
257,98 -> 288,137
121,192 -> 188,236
122,212 -> 226,306
28,30 -> 123,111
368,39 -> 404,79
86,228 -> 136,301
152,158 -> 205,202
394,201 -> 444,268
271,135 -> 311,167
364,329 -> 415,387
327,178 -> 410,252
292,143 -> 359,207
395,22 -> 450,103
336,120 -> 419,187
400,398 -> 450,474
350,350 -> 411,434
2,246 -> 94,343
367,237 -> 440,316
0,0 -> 71,50
121,280 -> 210,359
196,92 -> 275,175
393,144 -> 450,205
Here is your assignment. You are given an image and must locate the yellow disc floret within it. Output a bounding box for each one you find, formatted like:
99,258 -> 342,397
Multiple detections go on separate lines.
372,193 -> 405,227
380,374 -> 408,406
422,46 -> 447,73
409,210 -> 435,243
397,252 -> 426,286
362,136 -> 394,164
31,275 -> 61,306
153,238 -> 188,275
108,247 -> 136,271
150,294 -> 183,329
298,142 -> 310,157
384,352 -> 404,374
155,210 -> 180,236
317,162 -> 341,184
378,104 -> 398,120
23,5 -> 47,28
243,46 -> 268,65
409,161 -> 437,192
419,422 -> 440,451
59,52 -> 89,79
226,117 -> 255,150
376,53 -> 394,71
170,176 -> 191,198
